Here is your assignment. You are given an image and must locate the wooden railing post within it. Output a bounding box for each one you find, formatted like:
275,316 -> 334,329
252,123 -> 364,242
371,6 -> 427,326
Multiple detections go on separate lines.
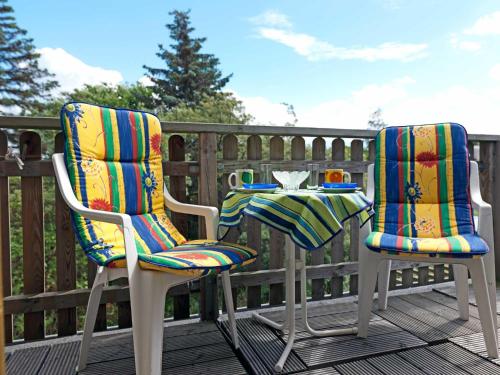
221,134 -> 239,311
480,140 -> 500,280
0,192 -> 4,375
54,133 -> 77,336
0,131 -> 11,344
494,141 -> 500,280
198,132 -> 219,320
331,138 -> 345,298
311,137 -> 326,300
349,140 -> 363,295
169,135 -> 191,320
246,135 -> 262,308
20,131 -> 45,340
291,136 -> 305,302
269,136 -> 285,305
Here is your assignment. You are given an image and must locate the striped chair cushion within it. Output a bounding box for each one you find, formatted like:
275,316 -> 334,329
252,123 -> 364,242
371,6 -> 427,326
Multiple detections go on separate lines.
61,103 -> 257,274
366,232 -> 488,258
138,240 -> 257,276
367,123 -> 488,256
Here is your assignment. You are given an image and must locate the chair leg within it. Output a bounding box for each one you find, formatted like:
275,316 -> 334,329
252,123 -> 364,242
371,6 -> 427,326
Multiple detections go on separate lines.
453,264 -> 470,320
221,270 -> 239,349
377,259 -> 391,311
357,247 -> 380,338
76,266 -> 108,372
129,271 -> 169,375
483,250 -> 498,333
468,259 -> 499,358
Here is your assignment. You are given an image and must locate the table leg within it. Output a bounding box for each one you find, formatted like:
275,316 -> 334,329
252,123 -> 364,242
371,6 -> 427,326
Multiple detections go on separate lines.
252,237 -> 356,372
274,235 -> 296,372
252,235 -> 295,372
300,249 -> 357,336
252,235 -> 291,331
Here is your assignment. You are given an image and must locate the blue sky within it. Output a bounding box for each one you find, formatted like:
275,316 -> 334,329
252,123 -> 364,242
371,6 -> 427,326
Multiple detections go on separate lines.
9,0 -> 500,133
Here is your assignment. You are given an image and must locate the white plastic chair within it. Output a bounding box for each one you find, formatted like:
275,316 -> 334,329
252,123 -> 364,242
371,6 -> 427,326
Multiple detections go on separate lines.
53,153 -> 240,374
357,161 -> 498,358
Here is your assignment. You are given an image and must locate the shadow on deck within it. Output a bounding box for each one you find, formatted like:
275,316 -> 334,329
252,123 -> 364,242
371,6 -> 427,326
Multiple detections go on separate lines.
6,285 -> 500,374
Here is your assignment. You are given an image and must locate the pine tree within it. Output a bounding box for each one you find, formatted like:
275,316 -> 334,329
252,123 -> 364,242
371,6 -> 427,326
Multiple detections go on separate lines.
0,0 -> 58,114
144,10 -> 232,110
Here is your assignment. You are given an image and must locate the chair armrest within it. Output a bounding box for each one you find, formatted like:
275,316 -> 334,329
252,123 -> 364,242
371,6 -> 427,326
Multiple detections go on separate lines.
52,154 -> 139,276
359,163 -> 375,237
52,154 -> 127,225
469,161 -> 494,251
163,185 -> 219,240
366,164 -> 375,202
470,161 -> 493,215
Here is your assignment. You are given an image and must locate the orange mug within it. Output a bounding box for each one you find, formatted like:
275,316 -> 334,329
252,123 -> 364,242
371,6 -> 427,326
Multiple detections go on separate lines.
325,169 -> 351,183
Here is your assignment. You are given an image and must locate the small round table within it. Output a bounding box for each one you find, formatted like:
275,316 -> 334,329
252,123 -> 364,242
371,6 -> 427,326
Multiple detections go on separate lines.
219,189 -> 373,372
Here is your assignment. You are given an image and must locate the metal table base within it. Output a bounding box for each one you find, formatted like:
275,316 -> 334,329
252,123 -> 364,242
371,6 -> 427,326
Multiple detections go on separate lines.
252,235 -> 357,372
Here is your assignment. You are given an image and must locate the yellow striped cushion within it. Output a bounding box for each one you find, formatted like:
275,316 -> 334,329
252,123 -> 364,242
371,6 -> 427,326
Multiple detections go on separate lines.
369,123 -> 488,256
61,103 -> 187,261
366,231 -> 488,257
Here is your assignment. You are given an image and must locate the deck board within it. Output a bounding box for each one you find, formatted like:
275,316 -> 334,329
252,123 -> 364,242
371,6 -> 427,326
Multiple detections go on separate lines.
295,368 -> 340,374
373,293 -> 484,342
38,341 -> 79,375
397,347 -> 471,374
427,342 -> 500,374
6,288 -> 500,374
451,329 -> 500,366
6,346 -> 49,374
435,285 -> 500,313
335,360 -> 385,374
366,353 -> 425,375
220,318 -> 307,374
6,321 -> 245,375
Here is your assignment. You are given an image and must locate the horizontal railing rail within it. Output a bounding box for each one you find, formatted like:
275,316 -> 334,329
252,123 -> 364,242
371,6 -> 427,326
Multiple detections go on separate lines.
1,115 -> 500,344
2,116 -> 500,140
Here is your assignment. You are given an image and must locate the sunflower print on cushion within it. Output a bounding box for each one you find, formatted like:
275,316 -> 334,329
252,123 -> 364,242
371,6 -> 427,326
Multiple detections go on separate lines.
366,123 -> 488,256
61,103 -> 257,274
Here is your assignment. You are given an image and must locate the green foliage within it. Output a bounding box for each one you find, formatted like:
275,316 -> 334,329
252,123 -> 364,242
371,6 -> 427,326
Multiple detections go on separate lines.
0,0 -> 58,114
144,10 -> 232,110
161,92 -> 252,124
35,83 -> 156,117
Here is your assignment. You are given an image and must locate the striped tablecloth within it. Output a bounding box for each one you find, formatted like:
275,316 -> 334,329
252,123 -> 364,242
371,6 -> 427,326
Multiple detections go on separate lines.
218,190 -> 374,251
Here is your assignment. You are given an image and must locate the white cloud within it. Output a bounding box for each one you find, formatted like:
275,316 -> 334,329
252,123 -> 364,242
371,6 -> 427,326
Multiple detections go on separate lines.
138,75 -> 154,87
234,93 -> 296,126
464,11 -> 500,36
381,0 -> 403,10
298,77 -> 414,129
490,64 -> 500,80
259,27 -> 428,61
450,34 -> 481,51
237,77 -> 500,134
249,10 -> 292,28
456,40 -> 482,51
37,47 -> 124,93
251,11 -> 428,62
303,80 -> 500,134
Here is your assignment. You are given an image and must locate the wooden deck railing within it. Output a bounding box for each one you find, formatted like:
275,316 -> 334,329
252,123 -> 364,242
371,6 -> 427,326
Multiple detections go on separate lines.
1,116 -> 500,343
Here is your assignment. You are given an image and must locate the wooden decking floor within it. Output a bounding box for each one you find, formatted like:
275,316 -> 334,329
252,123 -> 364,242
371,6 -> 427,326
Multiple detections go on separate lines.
5,321 -> 246,375
6,287 -> 500,374
219,288 -> 500,374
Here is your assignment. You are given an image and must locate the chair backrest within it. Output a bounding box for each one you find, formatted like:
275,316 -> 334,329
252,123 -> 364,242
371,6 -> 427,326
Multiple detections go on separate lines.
60,102 -> 185,254
373,123 -> 475,238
